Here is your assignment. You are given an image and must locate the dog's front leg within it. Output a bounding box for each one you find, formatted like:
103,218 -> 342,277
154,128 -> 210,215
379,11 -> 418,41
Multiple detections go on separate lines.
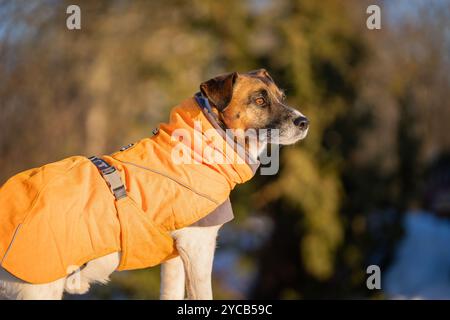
173,225 -> 221,300
160,256 -> 185,300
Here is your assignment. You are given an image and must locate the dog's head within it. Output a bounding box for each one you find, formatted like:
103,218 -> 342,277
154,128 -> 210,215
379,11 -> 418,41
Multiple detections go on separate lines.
200,69 -> 308,145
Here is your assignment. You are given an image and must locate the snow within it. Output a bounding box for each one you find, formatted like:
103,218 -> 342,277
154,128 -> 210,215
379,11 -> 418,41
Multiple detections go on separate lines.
384,210 -> 450,299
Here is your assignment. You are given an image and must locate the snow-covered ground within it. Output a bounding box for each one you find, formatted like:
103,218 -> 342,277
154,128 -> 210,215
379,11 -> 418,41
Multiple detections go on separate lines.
384,210 -> 450,299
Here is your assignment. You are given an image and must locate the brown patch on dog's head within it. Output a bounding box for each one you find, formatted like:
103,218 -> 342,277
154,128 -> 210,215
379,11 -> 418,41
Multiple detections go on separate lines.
200,69 -> 309,145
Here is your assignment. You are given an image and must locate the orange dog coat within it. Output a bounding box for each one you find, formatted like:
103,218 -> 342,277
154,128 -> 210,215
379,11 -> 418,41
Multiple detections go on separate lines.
0,97 -> 258,284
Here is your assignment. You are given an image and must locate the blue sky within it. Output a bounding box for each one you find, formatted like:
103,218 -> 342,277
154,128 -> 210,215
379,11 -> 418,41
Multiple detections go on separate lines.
385,0 -> 449,24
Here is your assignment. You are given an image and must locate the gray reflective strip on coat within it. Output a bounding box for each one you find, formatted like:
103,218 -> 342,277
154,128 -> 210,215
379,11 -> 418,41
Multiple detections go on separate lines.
191,198 -> 234,227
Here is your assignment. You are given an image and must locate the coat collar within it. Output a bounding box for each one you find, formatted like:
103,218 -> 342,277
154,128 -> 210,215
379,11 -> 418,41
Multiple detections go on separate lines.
194,92 -> 260,175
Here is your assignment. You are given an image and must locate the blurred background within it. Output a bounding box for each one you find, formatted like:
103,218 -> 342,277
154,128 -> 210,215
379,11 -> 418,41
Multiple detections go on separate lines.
1,0 -> 449,299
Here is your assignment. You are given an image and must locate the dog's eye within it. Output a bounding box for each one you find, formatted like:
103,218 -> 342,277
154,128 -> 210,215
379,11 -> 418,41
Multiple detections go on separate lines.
255,97 -> 266,106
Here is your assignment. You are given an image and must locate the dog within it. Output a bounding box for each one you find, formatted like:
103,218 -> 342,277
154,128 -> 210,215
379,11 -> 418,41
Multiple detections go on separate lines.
0,69 -> 308,300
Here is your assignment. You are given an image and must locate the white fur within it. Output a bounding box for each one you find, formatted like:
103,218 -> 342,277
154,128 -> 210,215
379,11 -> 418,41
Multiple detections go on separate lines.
161,225 -> 222,300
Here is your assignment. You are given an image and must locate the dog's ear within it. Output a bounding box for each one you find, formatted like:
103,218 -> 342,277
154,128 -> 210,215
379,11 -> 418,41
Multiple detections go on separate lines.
200,72 -> 238,111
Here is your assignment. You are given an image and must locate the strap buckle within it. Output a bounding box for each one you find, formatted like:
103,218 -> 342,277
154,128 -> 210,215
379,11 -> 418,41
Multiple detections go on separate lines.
89,156 -> 127,200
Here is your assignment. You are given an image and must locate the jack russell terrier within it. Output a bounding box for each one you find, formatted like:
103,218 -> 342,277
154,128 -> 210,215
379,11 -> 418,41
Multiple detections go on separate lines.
0,69 -> 308,299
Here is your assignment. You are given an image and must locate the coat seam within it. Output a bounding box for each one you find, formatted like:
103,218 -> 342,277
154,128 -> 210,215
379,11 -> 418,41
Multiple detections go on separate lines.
116,160 -> 220,206
0,224 -> 22,266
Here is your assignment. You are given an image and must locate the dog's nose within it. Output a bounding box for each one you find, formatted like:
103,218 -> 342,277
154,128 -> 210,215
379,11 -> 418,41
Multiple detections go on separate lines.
293,116 -> 309,130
